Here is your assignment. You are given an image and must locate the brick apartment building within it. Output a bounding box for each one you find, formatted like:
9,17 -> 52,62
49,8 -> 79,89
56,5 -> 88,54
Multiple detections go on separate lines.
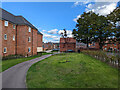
0,8 -> 43,57
60,38 -> 76,52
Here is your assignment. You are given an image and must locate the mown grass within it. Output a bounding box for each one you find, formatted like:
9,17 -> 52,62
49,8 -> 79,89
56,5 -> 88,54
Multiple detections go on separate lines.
1,52 -> 52,72
26,53 -> 118,88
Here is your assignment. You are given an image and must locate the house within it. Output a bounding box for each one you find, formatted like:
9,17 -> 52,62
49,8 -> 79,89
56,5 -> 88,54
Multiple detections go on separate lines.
102,43 -> 119,52
89,42 -> 100,49
60,38 -> 76,52
43,42 -> 54,51
0,8 -> 43,57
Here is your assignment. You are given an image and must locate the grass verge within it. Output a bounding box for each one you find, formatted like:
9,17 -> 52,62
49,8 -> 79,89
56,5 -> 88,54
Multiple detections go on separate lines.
26,53 -> 118,88
1,52 -> 52,72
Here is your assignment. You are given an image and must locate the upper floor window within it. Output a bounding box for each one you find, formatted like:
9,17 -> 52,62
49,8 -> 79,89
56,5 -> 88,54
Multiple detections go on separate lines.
28,37 -> 31,42
4,34 -> 7,40
4,47 -> 7,53
13,24 -> 15,29
105,44 -> 107,46
28,47 -> 31,52
5,21 -> 8,26
13,35 -> 15,41
29,27 -> 31,32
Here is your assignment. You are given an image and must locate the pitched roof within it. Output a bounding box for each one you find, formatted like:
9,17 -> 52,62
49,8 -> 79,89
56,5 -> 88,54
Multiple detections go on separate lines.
37,31 -> 43,35
0,8 -> 38,30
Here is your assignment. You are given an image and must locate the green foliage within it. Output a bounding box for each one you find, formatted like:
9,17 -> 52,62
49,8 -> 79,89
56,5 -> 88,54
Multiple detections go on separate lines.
82,50 -> 119,67
73,7 -> 119,49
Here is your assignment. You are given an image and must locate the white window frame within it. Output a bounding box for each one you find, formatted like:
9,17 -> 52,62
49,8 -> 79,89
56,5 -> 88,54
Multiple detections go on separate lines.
4,34 -> 7,40
28,47 -> 31,52
13,35 -> 15,41
105,44 -> 107,46
28,37 -> 31,42
13,24 -> 15,29
4,47 -> 7,53
5,21 -> 8,26
28,27 -> 31,32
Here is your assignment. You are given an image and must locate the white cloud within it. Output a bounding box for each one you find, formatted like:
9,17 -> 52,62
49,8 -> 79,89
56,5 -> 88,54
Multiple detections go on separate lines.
86,2 -> 117,16
42,30 -> 46,32
47,29 -> 58,34
73,15 -> 81,22
73,2 -> 118,22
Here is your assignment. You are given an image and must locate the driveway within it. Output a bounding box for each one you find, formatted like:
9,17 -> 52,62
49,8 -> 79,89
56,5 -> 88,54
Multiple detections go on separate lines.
2,54 -> 52,88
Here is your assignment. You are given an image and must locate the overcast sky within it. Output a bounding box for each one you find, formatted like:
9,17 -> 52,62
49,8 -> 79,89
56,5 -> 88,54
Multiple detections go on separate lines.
2,1 -> 119,43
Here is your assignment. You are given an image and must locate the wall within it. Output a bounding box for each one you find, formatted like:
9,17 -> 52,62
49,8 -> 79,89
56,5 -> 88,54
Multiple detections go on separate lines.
2,20 -> 16,56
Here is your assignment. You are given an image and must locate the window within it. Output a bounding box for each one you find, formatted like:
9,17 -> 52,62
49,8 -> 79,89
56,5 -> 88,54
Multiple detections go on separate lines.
5,21 -> 8,26
28,47 -> 31,52
4,47 -> 7,53
29,27 -> 31,32
4,34 -> 7,40
28,37 -> 31,42
13,35 -> 15,41
13,24 -> 15,29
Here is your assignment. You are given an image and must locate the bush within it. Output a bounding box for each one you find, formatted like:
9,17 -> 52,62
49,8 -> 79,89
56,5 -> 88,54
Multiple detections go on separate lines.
2,55 -> 24,60
82,50 -> 119,68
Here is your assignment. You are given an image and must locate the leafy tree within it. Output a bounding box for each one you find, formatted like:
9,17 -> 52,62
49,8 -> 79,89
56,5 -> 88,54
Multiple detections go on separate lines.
73,11 -> 97,48
107,5 -> 120,43
73,11 -> 114,50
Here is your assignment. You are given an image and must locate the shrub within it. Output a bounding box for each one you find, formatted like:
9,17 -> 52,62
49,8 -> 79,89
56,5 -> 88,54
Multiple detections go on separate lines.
82,50 -> 118,68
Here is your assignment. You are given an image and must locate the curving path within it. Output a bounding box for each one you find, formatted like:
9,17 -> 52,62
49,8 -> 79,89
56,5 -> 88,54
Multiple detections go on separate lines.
2,54 -> 52,88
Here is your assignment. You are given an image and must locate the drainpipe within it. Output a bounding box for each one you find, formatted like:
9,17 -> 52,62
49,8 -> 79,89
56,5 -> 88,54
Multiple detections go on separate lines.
15,25 -> 18,55
32,29 -> 33,56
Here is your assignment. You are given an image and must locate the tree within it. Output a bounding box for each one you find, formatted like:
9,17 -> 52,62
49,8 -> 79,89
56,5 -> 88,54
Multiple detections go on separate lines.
73,11 -> 97,48
107,5 -> 120,43
73,11 -> 114,50
60,29 -> 68,52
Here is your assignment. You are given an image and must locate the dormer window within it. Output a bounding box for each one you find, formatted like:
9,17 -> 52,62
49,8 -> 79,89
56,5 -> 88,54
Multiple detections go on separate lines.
29,27 -> 31,32
5,21 -> 8,26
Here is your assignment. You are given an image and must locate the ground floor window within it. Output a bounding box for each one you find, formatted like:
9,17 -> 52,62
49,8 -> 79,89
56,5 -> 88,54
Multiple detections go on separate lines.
28,47 -> 31,52
4,47 -> 7,53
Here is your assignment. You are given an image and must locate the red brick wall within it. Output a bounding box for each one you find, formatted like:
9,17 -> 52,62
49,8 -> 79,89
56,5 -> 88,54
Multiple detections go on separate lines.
17,25 -> 37,56
32,29 -> 37,55
2,20 -> 16,56
37,34 -> 43,47
60,38 -> 76,52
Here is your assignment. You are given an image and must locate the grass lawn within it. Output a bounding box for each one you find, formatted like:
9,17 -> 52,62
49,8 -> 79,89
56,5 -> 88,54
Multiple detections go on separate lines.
1,52 -> 52,72
26,53 -> 118,88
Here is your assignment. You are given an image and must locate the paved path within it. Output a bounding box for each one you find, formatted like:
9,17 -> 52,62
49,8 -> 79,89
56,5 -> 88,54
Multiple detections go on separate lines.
2,54 -> 52,88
